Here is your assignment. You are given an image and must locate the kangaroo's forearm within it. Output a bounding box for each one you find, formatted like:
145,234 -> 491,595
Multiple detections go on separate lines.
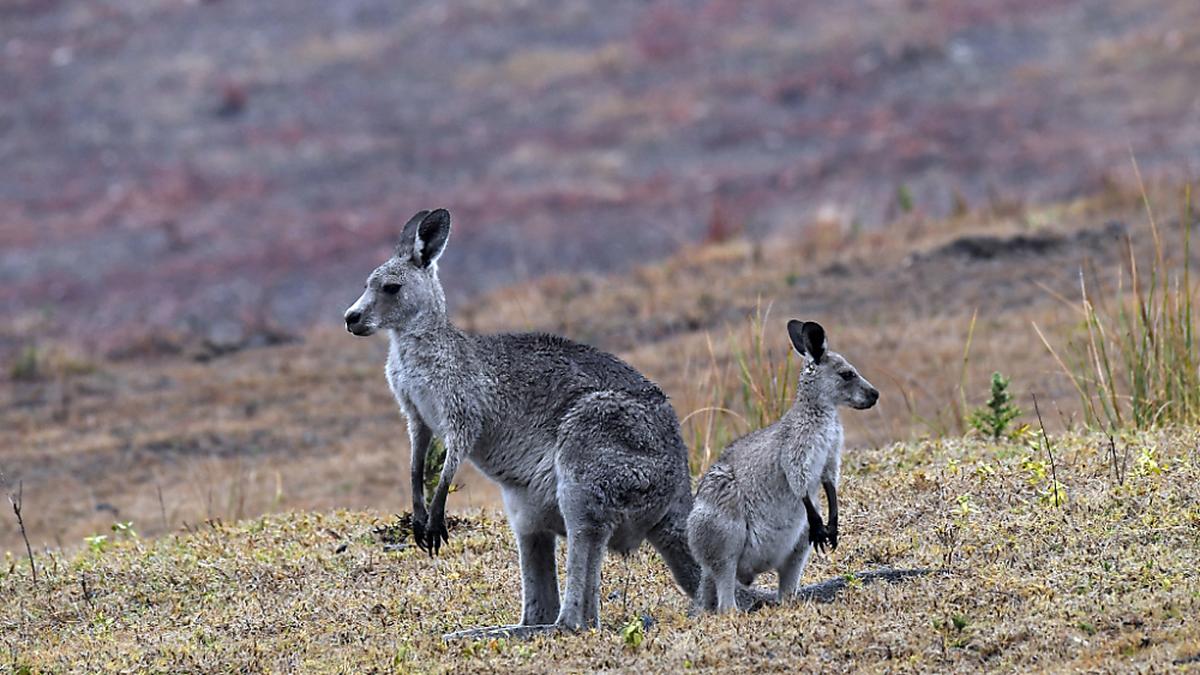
409,423 -> 433,514
802,494 -> 824,529
822,479 -> 838,528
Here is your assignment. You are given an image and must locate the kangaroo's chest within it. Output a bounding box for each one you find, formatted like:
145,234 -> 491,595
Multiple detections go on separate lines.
386,356 -> 449,436
785,422 -> 842,497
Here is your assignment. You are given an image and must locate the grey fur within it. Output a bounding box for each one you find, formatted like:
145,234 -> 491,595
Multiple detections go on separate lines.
344,209 -> 706,633
687,320 -> 879,612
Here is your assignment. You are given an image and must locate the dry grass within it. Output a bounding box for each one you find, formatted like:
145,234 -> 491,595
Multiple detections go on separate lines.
3,429 -> 1198,672
679,302 -> 799,476
1039,181 -> 1198,430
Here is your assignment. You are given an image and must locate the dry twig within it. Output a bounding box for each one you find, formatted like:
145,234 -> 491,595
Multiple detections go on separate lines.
1032,394 -> 1064,509
3,475 -> 38,585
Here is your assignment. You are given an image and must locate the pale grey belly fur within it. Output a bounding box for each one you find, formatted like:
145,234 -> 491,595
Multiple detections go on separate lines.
738,493 -> 810,578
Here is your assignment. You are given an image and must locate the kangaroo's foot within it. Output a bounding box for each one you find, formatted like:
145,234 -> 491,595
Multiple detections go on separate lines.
441,624 -> 560,642
552,616 -> 589,633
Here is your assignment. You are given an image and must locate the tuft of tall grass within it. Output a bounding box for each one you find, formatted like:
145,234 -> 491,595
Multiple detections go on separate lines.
680,301 -> 796,475
732,301 -> 798,429
1037,179 -> 1198,430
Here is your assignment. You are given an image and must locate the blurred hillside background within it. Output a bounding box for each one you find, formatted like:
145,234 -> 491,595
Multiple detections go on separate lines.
1,0 -> 1199,552
2,0 -> 1198,356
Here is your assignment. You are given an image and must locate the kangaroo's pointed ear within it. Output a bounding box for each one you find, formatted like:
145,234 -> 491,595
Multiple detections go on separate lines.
787,319 -> 826,363
398,210 -> 430,256
405,208 -> 451,268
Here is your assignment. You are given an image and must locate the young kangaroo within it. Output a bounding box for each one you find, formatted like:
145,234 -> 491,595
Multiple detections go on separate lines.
343,209 -> 707,634
687,320 -> 878,613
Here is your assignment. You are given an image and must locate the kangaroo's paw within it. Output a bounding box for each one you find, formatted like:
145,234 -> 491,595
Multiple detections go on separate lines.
809,523 -> 831,553
420,513 -> 450,556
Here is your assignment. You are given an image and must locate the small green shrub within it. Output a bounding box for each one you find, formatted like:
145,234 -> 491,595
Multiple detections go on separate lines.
896,184 -> 914,213
970,372 -> 1023,440
10,345 -> 40,381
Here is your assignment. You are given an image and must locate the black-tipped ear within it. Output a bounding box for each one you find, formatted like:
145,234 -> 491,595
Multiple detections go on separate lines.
410,208 -> 451,268
787,319 -> 826,363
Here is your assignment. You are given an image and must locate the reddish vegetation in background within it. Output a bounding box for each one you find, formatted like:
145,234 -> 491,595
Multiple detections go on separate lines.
1,0 -> 1198,357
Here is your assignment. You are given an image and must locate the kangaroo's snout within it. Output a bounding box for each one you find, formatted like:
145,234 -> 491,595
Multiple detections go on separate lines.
344,307 -> 374,336
854,386 -> 880,410
864,386 -> 879,408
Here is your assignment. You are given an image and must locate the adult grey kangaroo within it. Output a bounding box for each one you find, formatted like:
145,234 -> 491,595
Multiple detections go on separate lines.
344,209 -> 716,636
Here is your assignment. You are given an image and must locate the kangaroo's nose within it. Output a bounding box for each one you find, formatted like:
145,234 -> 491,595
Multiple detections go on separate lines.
345,310 -> 362,327
867,388 -> 880,405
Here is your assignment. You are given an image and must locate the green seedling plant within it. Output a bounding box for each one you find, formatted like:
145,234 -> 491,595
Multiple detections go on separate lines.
84,535 -> 108,554
423,438 -> 460,503
111,521 -> 137,539
621,616 -> 646,650
970,372 -> 1023,441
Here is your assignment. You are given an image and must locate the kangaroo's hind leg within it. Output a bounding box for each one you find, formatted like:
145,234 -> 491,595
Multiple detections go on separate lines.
577,528 -> 610,628
687,502 -> 747,613
555,498 -> 612,631
516,529 -> 561,625
711,560 -> 739,613
501,487 -> 562,626
554,390 -> 689,630
554,451 -> 617,630
696,570 -> 717,612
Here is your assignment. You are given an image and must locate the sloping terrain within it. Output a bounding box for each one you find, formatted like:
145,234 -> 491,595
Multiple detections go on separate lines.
1,184 -> 1194,556
4,430 -> 1198,671
2,0 -> 1199,355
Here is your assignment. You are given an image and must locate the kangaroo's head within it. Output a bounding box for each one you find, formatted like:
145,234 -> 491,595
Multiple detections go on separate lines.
344,209 -> 451,337
787,319 -> 879,410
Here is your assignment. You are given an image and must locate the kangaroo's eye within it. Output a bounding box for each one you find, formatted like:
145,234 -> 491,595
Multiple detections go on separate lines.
382,283 -> 401,295
840,371 -> 856,382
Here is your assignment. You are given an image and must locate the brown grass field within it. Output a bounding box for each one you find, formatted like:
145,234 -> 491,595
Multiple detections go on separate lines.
3,430 -> 1198,671
2,183 -> 1199,671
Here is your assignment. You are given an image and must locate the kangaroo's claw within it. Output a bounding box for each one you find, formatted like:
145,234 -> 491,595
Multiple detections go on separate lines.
810,523 -> 831,553
412,518 -> 430,553
423,513 -> 449,556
